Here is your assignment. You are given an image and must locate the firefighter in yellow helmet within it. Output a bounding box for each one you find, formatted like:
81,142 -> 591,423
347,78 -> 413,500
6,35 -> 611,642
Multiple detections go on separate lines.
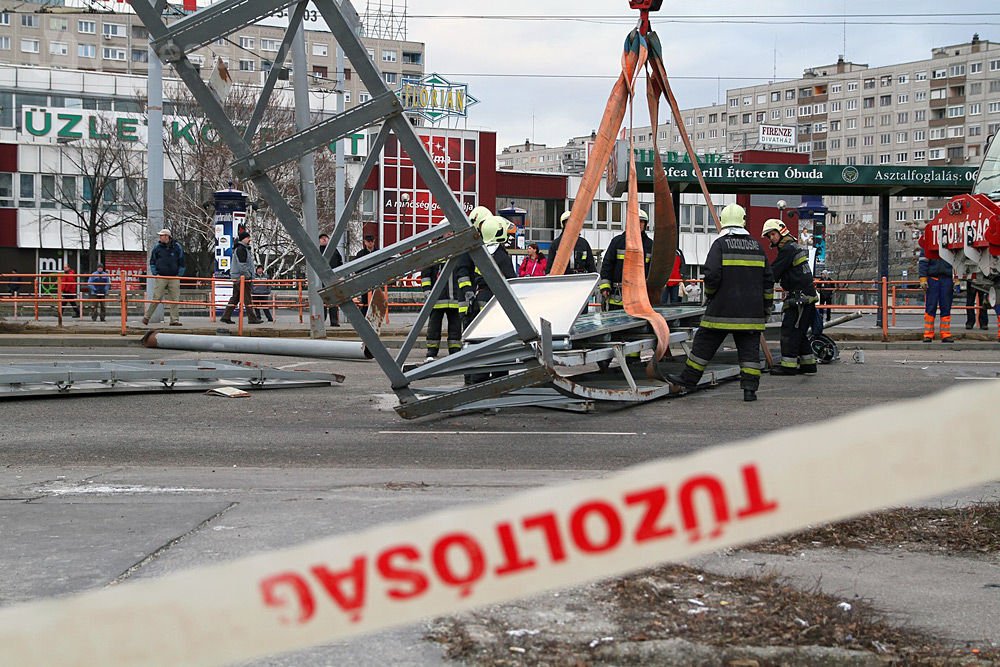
545,210 -> 597,275
761,218 -> 819,375
669,204 -> 774,402
598,208 -> 652,310
463,215 -> 517,384
469,205 -> 492,235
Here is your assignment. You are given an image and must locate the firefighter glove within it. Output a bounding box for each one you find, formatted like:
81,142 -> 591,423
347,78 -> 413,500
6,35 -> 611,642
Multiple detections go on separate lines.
919,276 -> 928,291
600,288 -> 611,298
423,289 -> 432,301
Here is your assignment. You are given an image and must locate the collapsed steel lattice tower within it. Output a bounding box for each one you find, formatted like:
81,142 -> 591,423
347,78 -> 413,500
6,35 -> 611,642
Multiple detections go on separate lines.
131,0 -> 544,418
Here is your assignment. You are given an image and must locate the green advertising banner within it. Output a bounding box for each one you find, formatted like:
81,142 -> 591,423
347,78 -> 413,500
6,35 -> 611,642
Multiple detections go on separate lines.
607,140 -> 979,197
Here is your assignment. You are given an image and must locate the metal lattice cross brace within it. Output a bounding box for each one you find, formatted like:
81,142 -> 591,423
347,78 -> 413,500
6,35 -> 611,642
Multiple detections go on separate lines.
130,0 -> 539,413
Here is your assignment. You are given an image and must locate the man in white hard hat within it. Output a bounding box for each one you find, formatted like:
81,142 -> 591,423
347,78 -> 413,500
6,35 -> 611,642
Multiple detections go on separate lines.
762,218 -> 819,375
545,210 -> 597,275
669,204 -> 773,402
598,208 -> 653,310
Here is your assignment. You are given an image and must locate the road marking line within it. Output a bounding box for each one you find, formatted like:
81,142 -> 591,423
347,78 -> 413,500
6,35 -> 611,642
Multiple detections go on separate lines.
895,359 -> 1000,364
379,431 -> 640,436
1,381 -> 997,667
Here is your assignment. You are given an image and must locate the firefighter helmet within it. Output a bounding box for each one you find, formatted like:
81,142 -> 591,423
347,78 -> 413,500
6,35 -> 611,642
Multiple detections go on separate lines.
470,206 -> 492,226
559,210 -> 573,226
761,218 -> 788,237
480,216 -> 509,244
720,203 -> 747,228
638,208 -> 648,222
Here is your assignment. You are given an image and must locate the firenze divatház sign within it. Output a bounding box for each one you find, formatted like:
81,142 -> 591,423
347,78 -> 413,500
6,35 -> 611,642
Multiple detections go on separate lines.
759,124 -> 796,147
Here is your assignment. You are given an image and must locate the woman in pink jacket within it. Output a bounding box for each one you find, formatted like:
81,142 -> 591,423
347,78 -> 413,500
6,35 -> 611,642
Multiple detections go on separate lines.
518,243 -> 547,277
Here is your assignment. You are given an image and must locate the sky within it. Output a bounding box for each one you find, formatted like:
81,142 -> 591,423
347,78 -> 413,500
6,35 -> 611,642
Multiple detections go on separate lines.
399,1 -> 1000,149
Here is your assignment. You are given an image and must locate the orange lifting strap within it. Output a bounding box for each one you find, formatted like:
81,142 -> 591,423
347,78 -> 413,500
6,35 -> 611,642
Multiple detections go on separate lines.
550,18 -> 723,367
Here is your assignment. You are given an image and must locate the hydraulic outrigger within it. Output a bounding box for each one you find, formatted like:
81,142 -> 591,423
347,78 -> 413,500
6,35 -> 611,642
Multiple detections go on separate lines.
129,0 -> 746,418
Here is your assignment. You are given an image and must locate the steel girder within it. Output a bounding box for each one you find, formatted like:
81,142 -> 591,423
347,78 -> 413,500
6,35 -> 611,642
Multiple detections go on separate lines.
130,0 -> 539,415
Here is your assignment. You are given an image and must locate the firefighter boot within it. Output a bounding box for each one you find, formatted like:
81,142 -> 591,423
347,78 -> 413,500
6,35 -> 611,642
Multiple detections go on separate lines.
743,389 -> 757,402
220,306 -> 235,324
248,312 -> 263,324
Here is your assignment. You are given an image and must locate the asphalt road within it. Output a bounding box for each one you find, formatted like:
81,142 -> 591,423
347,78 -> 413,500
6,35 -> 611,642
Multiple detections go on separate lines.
1,343 -> 998,665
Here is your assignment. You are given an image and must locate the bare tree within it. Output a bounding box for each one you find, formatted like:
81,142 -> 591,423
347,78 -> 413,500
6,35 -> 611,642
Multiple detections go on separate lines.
159,82 -> 346,278
826,219 -> 878,281
48,116 -> 147,272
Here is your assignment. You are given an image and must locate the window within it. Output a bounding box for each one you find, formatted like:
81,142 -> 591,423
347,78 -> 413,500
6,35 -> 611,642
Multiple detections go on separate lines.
831,101 -> 842,112
49,17 -> 68,31
831,83 -> 842,94
847,81 -> 859,92
896,152 -> 908,162
863,135 -> 874,146
929,128 -> 946,140
863,116 -> 875,128
785,89 -> 795,100
914,150 -> 926,160
898,74 -> 909,84
846,118 -> 857,129
970,62 -> 983,74
261,39 -> 280,52
729,97 -> 739,108
863,97 -> 875,109
709,113 -> 718,123
21,14 -> 39,28
0,13 -> 8,26
78,43 -> 96,58
932,68 -> 947,79
930,88 -> 946,100
381,49 -> 397,63
897,93 -> 908,104
915,70 -> 928,81
754,111 -> 764,123
863,78 -> 875,89
990,80 -> 1000,93
813,122 -> 827,133
103,23 -> 125,37
897,131 -> 908,143
880,113 -> 892,126
238,59 -> 254,71
830,119 -> 841,131
742,113 -> 751,123
949,64 -> 966,77
947,105 -> 965,118
344,91 -> 351,104
879,94 -> 892,107
19,174 -> 35,207
969,125 -> 982,137
239,36 -> 254,49
897,112 -> 909,123
756,94 -> 766,104
846,99 -> 858,110
929,149 -> 944,160
895,210 -> 908,223
359,91 -> 371,103
970,82 -> 983,95
0,36 -> 9,51
102,47 -> 126,61
49,41 -> 68,56
846,137 -> 857,148
914,110 -> 926,122
131,49 -> 148,63
948,126 -> 965,138
915,91 -> 927,102
830,138 -> 841,149
880,133 -> 891,145
770,109 -> 780,120
21,39 -> 40,54
384,72 -> 397,84
313,43 -> 327,57
770,91 -> 781,102
863,155 -> 875,165
989,101 -> 1000,113
78,20 -> 95,34
947,146 -> 964,160
785,107 -> 796,118
880,75 -> 892,87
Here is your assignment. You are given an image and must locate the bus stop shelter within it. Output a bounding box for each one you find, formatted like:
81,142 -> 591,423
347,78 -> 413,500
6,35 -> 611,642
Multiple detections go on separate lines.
606,141 -> 980,326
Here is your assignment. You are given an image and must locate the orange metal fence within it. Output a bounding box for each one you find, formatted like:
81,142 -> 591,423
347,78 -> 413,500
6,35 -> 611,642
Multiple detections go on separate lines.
0,273 -> 986,339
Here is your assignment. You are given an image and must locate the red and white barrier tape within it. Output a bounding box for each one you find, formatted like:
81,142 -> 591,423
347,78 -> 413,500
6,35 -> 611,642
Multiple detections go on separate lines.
2,382 -> 998,666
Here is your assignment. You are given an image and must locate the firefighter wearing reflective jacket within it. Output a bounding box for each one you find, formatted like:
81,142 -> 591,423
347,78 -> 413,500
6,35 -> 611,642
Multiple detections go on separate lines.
545,210 -> 597,275
669,204 -> 774,402
598,209 -> 653,310
762,219 -> 819,375
421,257 -> 472,363
918,248 -> 955,343
464,216 -> 517,384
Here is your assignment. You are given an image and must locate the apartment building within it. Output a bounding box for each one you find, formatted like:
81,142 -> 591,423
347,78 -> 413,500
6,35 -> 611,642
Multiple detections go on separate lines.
0,5 -> 425,112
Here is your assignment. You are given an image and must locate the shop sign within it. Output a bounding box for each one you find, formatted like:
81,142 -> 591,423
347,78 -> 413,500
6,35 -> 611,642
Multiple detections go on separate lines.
759,124 -> 796,147
396,73 -> 479,123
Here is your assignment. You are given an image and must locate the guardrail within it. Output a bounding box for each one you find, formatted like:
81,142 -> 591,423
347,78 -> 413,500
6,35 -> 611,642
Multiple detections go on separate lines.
0,274 -> 987,340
